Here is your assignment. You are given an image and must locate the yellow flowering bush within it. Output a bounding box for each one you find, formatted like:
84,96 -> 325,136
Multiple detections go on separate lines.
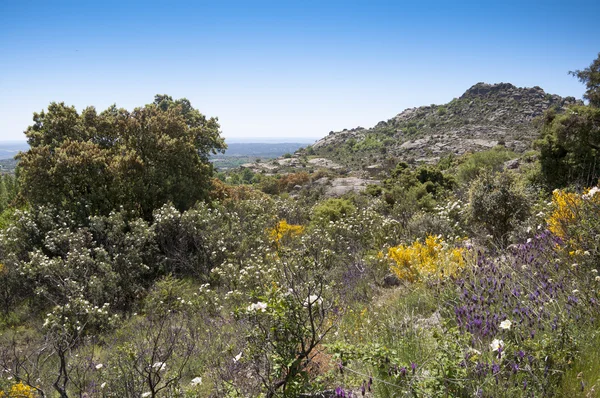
0,382 -> 36,398
387,235 -> 465,282
546,190 -> 582,240
269,220 -> 304,247
546,186 -> 600,245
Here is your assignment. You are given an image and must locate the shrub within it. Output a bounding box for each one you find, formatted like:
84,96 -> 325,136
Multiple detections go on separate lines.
468,171 -> 530,246
0,382 -> 36,398
269,220 -> 304,248
311,198 -> 356,225
452,231 -> 600,396
546,185 -> 600,256
387,235 -> 465,282
278,172 -> 310,192
456,147 -> 516,185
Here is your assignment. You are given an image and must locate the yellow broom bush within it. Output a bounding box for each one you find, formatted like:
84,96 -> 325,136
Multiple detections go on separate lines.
269,220 -> 304,248
387,235 -> 465,282
0,382 -> 36,398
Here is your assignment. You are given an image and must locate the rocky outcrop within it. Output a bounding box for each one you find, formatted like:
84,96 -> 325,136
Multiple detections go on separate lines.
307,82 -> 582,168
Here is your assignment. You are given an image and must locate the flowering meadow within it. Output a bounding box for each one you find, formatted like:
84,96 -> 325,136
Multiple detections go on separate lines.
1,73 -> 600,397
1,162 -> 599,397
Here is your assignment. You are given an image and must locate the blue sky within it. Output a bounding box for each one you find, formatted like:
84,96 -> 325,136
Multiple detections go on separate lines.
1,0 -> 599,142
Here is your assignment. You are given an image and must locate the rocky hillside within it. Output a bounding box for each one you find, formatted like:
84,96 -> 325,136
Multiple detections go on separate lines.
308,82 -> 581,168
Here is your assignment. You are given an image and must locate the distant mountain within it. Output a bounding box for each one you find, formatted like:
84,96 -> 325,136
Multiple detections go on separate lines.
0,141 -> 28,160
307,82 -> 581,168
210,142 -> 308,170
215,142 -> 307,158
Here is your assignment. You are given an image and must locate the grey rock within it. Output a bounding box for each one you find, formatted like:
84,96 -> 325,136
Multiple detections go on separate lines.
504,159 -> 520,169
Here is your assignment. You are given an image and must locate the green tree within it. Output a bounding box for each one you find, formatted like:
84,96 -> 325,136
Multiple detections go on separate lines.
569,52 -> 600,107
17,96 -> 226,220
537,53 -> 600,189
537,106 -> 600,188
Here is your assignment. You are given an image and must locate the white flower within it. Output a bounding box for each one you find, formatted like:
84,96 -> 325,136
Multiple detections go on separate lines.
152,362 -> 166,372
142,393 -> 151,398
190,376 -> 202,386
95,363 -> 103,370
100,382 -> 106,389
490,339 -> 504,352
303,294 -> 322,307
499,320 -> 512,330
247,301 -> 267,312
233,352 -> 242,362
572,289 -> 579,294
583,187 -> 600,199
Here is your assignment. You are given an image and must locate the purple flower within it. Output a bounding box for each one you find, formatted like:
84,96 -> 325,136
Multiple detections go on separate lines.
492,362 -> 500,375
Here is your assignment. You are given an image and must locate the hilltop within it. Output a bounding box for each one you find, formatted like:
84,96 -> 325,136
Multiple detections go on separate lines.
304,82 -> 580,168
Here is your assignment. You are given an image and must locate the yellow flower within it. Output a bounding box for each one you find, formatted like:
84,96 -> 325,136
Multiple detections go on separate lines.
387,235 -> 465,282
268,220 -> 304,247
4,382 -> 35,398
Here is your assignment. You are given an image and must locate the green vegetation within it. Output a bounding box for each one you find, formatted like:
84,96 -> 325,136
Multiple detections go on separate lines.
17,95 -> 225,220
1,56 -> 600,398
456,146 -> 516,184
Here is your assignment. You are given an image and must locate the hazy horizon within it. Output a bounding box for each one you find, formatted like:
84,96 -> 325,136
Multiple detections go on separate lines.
2,0 -> 599,142
0,137 -> 316,145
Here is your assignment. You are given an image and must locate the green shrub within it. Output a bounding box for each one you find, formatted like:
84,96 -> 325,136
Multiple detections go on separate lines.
467,171 -> 530,245
456,146 -> 516,185
311,198 -> 356,225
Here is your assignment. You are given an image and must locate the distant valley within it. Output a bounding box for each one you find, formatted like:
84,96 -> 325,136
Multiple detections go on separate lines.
0,141 -> 309,173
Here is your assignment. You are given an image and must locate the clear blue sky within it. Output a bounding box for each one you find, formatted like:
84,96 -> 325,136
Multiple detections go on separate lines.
1,0 -> 599,142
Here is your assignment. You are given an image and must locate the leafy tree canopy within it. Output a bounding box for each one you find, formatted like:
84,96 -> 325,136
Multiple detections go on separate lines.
18,95 -> 226,220
537,54 -> 600,189
569,52 -> 600,108
537,106 -> 600,189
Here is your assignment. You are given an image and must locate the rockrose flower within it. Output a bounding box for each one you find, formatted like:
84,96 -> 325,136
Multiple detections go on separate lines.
247,301 -> 267,312
490,339 -> 504,352
499,319 -> 512,330
304,294 -> 322,307
190,376 -> 202,386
